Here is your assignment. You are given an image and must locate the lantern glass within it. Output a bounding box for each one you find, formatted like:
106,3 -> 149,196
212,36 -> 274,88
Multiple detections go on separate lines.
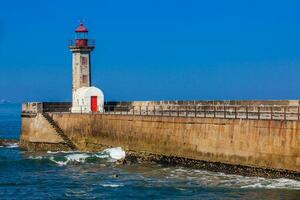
76,32 -> 88,39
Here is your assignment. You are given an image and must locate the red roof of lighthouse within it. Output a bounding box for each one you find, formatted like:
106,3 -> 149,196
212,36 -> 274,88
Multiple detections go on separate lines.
75,23 -> 88,32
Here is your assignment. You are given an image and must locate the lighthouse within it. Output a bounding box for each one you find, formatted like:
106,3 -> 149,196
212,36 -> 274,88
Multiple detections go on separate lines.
69,22 -> 104,113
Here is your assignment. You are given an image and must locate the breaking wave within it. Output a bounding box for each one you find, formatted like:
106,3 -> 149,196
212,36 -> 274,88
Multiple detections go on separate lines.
0,142 -> 19,148
25,148 -> 300,190
165,168 -> 300,190
29,147 -> 126,166
239,178 -> 300,189
101,184 -> 124,188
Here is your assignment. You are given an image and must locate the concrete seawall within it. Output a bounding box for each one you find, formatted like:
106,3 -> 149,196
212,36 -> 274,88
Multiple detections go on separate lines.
20,109 -> 300,178
20,113 -> 69,151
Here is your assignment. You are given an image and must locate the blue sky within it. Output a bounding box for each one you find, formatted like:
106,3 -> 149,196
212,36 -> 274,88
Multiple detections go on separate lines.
1,0 -> 300,102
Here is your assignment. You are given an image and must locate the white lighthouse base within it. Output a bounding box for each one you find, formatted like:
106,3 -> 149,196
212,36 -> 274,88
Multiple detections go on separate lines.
71,86 -> 104,113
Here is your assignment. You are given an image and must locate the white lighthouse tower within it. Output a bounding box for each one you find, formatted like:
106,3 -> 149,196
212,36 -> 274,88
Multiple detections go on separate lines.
69,22 -> 104,113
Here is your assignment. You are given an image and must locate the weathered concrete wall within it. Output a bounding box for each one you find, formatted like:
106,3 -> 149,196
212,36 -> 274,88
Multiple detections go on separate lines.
20,114 -> 69,151
46,113 -> 300,173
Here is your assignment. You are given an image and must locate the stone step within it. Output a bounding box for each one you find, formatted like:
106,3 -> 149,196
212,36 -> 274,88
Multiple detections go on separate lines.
42,113 -> 77,150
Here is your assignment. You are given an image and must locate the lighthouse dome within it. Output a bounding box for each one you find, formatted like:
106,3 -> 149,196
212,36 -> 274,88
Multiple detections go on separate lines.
75,23 -> 88,32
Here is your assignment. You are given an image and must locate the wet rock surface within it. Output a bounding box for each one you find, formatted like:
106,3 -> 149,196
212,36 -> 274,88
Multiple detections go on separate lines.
125,151 -> 300,181
19,139 -> 71,152
0,139 -> 19,147
16,141 -> 300,180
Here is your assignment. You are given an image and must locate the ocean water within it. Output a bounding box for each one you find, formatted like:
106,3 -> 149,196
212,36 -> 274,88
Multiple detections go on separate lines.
0,104 -> 300,199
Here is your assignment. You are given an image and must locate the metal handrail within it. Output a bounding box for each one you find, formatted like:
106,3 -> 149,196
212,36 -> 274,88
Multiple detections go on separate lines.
68,39 -> 95,47
22,102 -> 300,121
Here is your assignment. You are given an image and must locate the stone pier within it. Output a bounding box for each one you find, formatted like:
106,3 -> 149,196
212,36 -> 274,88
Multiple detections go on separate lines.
20,101 -> 300,179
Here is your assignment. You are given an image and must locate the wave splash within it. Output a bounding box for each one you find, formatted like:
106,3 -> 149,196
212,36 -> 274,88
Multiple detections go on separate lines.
30,147 -> 126,166
166,168 -> 300,190
0,142 -> 19,148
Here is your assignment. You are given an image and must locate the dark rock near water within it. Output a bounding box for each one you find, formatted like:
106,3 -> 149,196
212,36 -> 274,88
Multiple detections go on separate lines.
0,139 -> 19,147
16,140 -> 300,180
125,151 -> 300,181
19,139 -> 71,151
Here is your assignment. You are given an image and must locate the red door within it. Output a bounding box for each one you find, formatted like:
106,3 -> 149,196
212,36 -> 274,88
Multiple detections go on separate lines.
91,96 -> 98,112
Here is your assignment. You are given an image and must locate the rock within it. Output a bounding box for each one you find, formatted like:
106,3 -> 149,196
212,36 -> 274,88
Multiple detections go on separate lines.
112,174 -> 119,178
0,139 -> 18,147
115,159 -> 125,165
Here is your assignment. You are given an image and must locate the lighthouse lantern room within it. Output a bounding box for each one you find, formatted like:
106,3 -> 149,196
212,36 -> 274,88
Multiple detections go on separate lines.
69,22 -> 104,113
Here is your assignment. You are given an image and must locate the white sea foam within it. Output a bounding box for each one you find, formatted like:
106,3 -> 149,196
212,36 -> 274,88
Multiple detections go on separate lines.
95,154 -> 109,159
49,153 -> 91,166
101,184 -> 123,188
27,148 -> 300,190
240,178 -> 300,189
29,147 -> 126,166
0,142 -> 19,148
50,159 -> 67,166
47,150 -> 80,154
63,153 -> 90,162
103,147 -> 126,160
166,167 -> 300,190
6,143 -> 19,148
29,156 -> 43,160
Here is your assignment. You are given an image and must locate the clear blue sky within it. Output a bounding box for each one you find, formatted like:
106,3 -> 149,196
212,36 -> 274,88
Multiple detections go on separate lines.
1,0 -> 300,102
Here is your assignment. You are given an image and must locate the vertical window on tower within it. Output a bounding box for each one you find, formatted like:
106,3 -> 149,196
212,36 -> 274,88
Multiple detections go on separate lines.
82,75 -> 87,84
81,56 -> 87,66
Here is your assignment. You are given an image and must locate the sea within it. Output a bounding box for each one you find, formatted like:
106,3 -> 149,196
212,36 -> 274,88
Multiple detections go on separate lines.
0,103 -> 300,199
